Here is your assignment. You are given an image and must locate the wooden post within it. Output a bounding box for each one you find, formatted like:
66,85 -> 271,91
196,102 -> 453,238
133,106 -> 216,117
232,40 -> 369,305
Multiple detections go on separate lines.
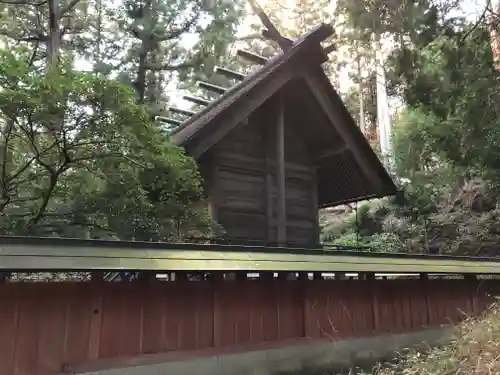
213,271 -> 224,348
464,274 -> 478,314
310,167 -> 320,246
207,154 -> 219,224
276,91 -> 287,245
420,273 -> 432,326
88,272 -> 103,360
264,111 -> 274,242
334,272 -> 346,280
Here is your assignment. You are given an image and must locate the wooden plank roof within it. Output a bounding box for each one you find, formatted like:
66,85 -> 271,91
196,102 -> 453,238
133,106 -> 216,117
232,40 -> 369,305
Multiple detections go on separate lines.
1,236 -> 500,274
169,24 -> 398,207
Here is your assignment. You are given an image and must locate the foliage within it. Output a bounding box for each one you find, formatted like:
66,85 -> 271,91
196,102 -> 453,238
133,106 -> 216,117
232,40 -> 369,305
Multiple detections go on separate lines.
323,0 -> 500,256
0,48 -> 212,239
365,304 -> 500,375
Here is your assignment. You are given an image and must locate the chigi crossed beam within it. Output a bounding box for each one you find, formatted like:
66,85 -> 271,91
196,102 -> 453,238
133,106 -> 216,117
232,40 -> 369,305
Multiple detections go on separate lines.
157,0 -> 335,129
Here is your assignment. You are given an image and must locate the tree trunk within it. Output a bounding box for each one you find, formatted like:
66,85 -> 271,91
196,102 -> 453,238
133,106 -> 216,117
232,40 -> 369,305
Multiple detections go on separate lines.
356,50 -> 365,135
47,0 -> 61,71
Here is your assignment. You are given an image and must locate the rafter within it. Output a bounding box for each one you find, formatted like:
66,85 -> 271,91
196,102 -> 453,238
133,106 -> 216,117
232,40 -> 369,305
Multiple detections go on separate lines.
197,81 -> 227,95
169,107 -> 196,117
156,116 -> 183,127
215,66 -> 245,81
183,95 -> 210,106
237,49 -> 268,65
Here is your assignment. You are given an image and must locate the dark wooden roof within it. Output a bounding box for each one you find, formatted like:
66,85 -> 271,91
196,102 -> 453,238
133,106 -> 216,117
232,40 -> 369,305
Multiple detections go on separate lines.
170,24 -> 398,207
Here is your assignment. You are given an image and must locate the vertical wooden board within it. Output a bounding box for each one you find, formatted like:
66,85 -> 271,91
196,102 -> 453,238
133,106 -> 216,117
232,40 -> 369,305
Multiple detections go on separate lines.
435,281 -> 448,324
63,284 -> 92,365
276,281 -> 291,339
403,282 -> 416,330
377,281 -> 396,333
375,281 -> 387,333
303,281 -> 321,339
36,284 -> 68,374
408,283 -> 424,328
212,280 -> 222,349
322,282 -> 341,339
196,282 -> 214,349
346,282 -> 360,337
356,281 -> 374,336
291,281 -> 305,339
261,280 -> 279,342
177,283 -> 199,351
438,281 -> 452,324
334,282 -> 348,338
406,281 -> 423,329
87,284 -> 103,361
142,284 -> 166,354
444,281 -> 458,323
302,281 -> 316,340
118,284 -> 144,357
282,281 -> 303,340
364,282 -> 376,335
162,283 -> 180,351
13,285 -> 40,375
455,281 -> 470,322
233,282 -> 252,346
214,282 -> 235,347
464,283 -> 475,316
0,285 -> 19,375
247,281 -> 266,344
339,281 -> 357,338
311,282 -> 328,338
98,285 -> 123,358
244,282 -> 256,344
352,281 -> 369,337
433,281 -> 448,325
425,281 -> 436,326
391,283 -> 406,333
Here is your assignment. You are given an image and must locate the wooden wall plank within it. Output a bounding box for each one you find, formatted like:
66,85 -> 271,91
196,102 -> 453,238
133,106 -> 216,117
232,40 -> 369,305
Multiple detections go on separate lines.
0,284 -> 19,375
0,278 -> 495,375
36,284 -> 67,374
13,285 -> 40,375
64,284 -> 92,365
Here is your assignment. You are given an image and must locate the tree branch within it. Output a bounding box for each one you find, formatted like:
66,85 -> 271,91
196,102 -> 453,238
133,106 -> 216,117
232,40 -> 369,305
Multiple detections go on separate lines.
60,0 -> 80,14
0,0 -> 46,5
158,10 -> 201,41
145,61 -> 196,71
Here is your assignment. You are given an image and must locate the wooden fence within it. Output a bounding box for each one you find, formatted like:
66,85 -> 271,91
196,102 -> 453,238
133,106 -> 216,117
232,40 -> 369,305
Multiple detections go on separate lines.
0,278 -> 494,375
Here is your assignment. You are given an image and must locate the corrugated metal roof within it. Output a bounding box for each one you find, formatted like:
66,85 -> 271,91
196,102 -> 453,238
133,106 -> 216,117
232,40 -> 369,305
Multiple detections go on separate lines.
1,236 -> 500,274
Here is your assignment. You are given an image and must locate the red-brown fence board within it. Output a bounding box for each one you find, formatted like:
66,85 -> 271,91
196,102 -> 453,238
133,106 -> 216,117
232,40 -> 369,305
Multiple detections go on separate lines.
0,278 -> 495,375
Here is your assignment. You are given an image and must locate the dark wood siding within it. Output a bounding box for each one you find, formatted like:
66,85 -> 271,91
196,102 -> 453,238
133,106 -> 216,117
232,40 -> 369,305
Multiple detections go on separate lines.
209,94 -> 319,246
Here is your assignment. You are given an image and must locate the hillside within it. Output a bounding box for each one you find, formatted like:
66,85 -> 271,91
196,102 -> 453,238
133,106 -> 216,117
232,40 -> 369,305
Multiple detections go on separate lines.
321,175 -> 500,256
364,304 -> 500,375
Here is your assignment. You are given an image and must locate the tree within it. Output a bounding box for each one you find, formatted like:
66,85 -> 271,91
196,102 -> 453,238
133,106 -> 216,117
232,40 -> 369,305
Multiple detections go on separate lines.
115,0 -> 245,112
0,48 -> 212,239
0,0 -> 90,69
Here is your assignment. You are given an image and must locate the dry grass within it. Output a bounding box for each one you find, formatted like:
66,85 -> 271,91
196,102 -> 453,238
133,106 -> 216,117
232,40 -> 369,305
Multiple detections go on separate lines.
366,304 -> 500,375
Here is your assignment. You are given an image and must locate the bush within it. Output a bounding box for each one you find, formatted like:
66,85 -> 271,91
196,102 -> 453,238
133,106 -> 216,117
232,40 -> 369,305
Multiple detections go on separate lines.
367,304 -> 500,375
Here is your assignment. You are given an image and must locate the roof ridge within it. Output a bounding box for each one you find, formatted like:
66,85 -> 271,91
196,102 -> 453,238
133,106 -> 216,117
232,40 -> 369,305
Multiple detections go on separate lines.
170,24 -> 333,144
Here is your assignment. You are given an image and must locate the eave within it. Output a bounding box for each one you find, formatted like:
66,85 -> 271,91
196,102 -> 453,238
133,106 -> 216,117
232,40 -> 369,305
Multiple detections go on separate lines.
1,236 -> 500,274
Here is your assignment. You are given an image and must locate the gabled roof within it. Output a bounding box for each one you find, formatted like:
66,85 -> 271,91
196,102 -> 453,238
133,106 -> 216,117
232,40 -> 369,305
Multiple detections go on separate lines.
170,24 -> 398,207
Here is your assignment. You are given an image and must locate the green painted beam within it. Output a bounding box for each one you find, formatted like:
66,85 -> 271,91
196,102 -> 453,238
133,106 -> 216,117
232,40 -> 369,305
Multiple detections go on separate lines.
0,237 -> 499,273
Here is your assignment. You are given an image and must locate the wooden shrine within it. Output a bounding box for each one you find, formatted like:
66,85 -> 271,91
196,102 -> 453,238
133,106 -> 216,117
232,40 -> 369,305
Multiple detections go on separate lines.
165,24 -> 397,247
